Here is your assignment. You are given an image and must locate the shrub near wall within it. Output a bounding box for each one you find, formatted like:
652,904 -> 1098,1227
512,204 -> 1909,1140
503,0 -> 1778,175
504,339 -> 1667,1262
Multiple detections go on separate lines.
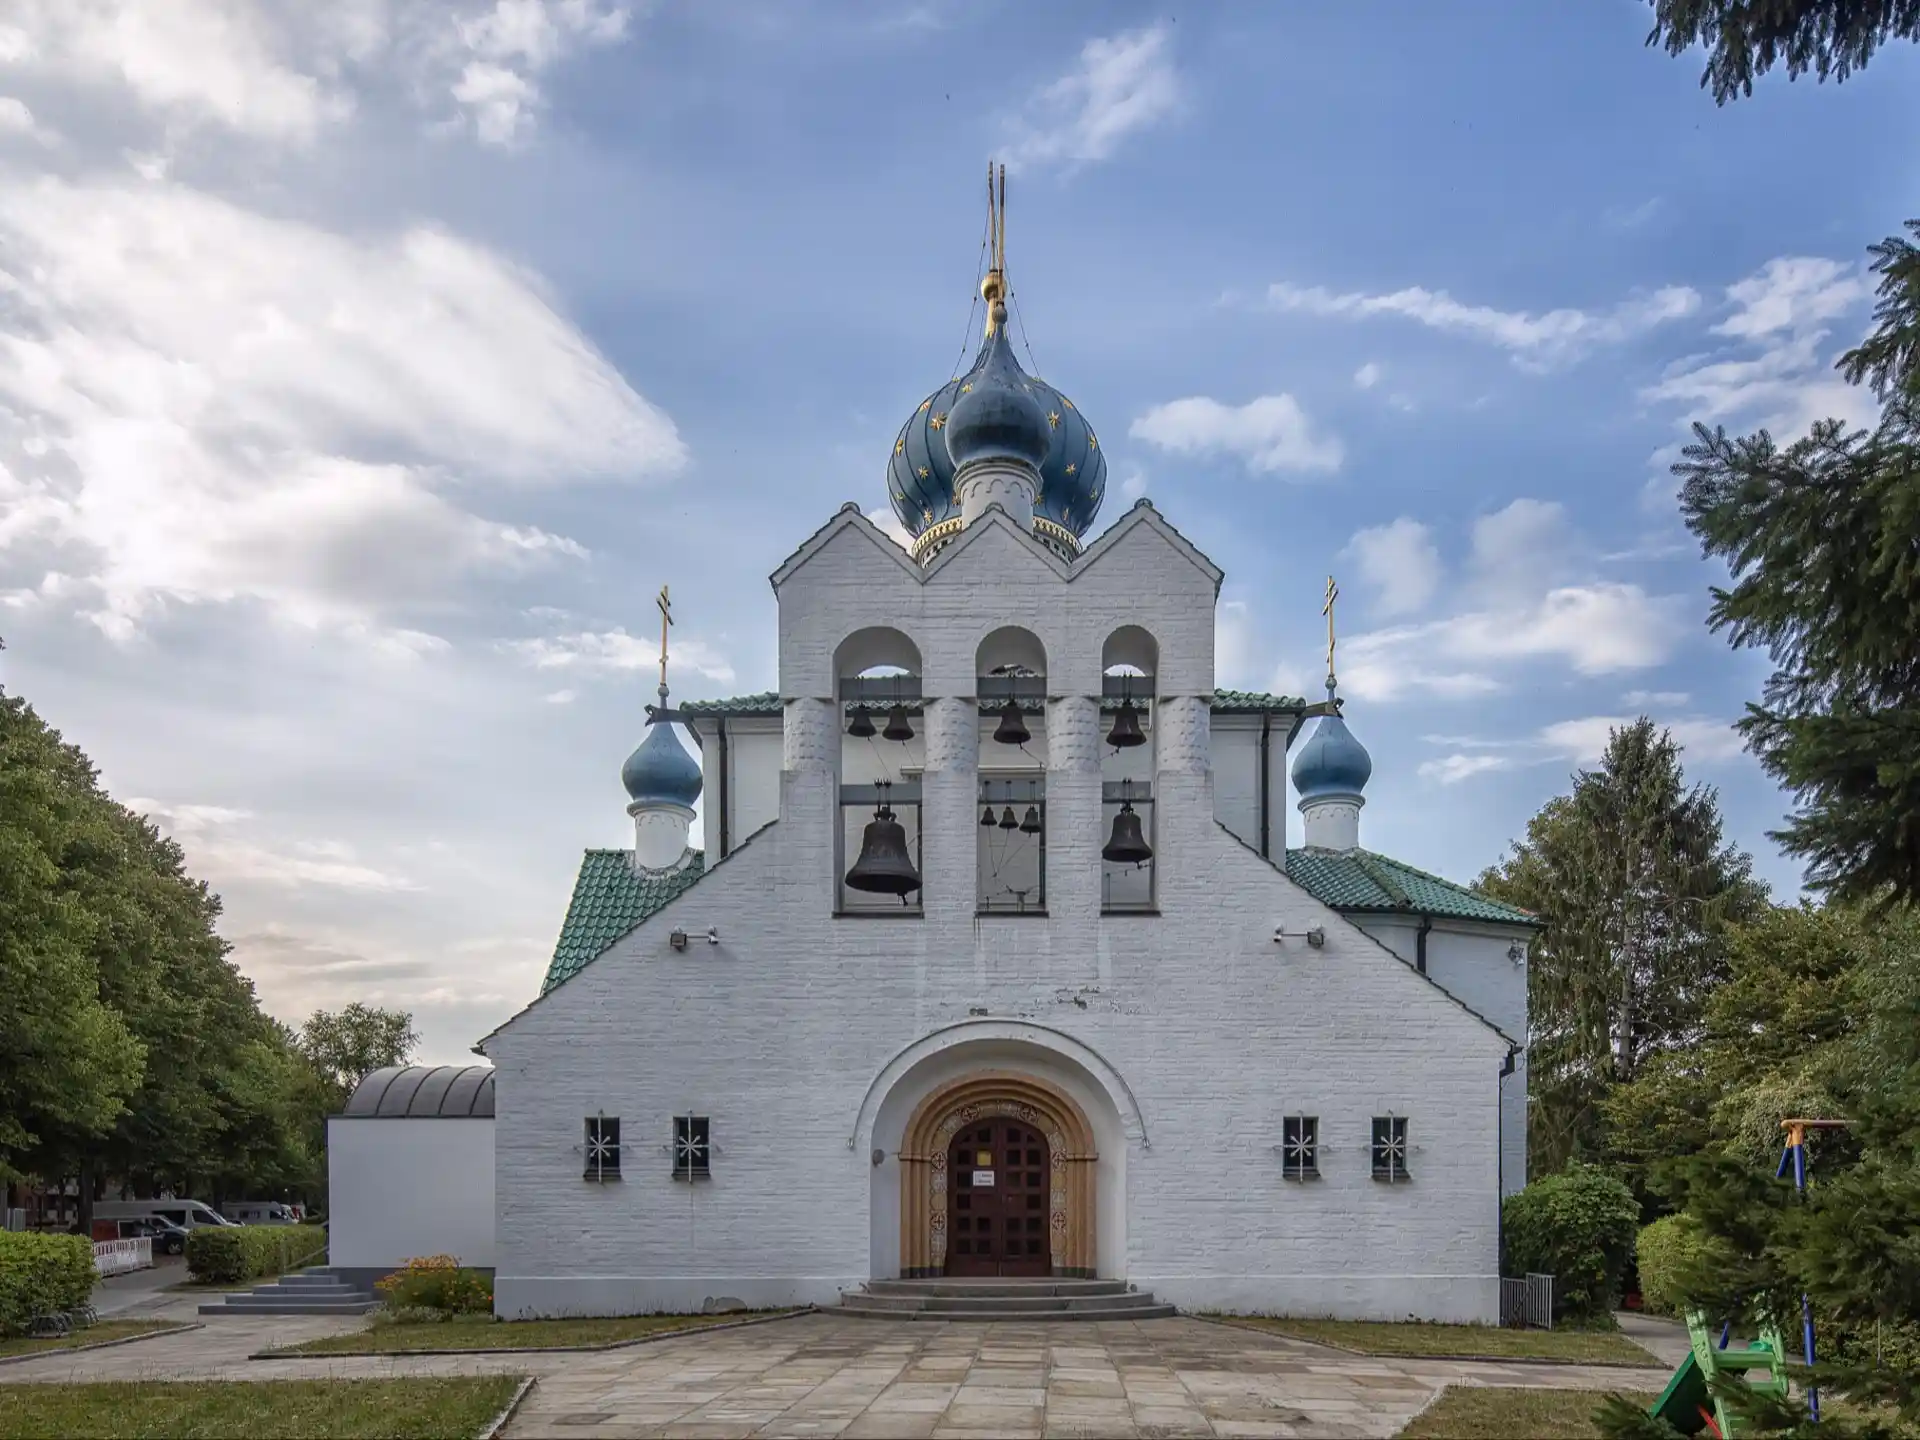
186,1224 -> 329,1284
1502,1166 -> 1640,1324
1635,1213 -> 1733,1317
0,1233 -> 96,1336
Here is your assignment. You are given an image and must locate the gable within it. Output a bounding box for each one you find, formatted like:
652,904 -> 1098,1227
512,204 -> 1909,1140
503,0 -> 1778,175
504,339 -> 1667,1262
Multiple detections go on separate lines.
540,850 -> 708,995
1286,848 -> 1540,928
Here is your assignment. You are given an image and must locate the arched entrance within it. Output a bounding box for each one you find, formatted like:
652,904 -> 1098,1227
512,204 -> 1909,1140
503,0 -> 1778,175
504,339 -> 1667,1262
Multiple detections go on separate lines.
898,1071 -> 1097,1279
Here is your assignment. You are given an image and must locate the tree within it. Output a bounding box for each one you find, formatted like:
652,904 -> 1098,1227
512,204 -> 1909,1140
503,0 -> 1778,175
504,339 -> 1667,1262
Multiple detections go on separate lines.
297,1004 -> 419,1107
1647,0 -> 1920,103
1480,718 -> 1766,1174
1676,223 -> 1920,909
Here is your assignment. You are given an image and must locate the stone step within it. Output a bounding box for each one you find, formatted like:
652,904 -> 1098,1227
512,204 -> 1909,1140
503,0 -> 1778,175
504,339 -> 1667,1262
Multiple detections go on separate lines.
275,1271 -> 352,1288
199,1296 -> 380,1315
862,1279 -> 1128,1299
254,1278 -> 357,1294
849,1291 -> 1158,1315
838,1300 -> 1177,1323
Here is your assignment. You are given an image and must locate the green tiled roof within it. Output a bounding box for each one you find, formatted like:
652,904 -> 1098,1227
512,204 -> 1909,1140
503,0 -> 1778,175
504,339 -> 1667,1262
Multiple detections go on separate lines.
680,690 -> 1304,716
1285,847 -> 1539,927
541,851 -> 707,994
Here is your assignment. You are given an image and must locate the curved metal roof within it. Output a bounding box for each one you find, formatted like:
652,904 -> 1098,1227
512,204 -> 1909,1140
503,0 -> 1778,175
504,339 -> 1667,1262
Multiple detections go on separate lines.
339,1064 -> 495,1118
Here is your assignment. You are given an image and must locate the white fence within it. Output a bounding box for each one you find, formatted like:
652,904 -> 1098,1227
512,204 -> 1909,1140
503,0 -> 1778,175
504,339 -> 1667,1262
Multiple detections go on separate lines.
1499,1272 -> 1554,1330
92,1237 -> 152,1276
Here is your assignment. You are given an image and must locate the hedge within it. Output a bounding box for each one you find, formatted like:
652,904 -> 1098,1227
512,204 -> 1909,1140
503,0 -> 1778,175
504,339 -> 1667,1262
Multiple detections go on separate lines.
1502,1165 -> 1640,1324
0,1232 -> 96,1336
185,1224 -> 329,1284
1636,1213 -> 1735,1317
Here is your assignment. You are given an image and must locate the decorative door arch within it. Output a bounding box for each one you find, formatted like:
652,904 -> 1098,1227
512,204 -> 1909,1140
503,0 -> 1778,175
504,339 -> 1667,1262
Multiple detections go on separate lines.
897,1071 -> 1098,1278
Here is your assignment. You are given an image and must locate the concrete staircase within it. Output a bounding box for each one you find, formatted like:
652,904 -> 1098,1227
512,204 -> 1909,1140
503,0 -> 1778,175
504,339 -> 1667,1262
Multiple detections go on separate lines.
838,1278 -> 1174,1322
198,1269 -> 381,1317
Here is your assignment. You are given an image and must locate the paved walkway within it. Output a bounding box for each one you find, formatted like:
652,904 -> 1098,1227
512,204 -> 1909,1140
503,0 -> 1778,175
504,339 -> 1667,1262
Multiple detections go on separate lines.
1,1300 -> 1671,1439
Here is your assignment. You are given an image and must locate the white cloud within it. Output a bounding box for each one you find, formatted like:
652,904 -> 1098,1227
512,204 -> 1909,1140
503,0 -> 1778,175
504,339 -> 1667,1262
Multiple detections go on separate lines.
128,798 -> 421,892
1418,753 -> 1513,785
1130,394 -> 1343,474
1353,362 -> 1381,389
0,177 -> 682,642
0,96 -> 52,142
1267,278 -> 1699,370
1343,517 -> 1440,617
441,0 -> 629,146
542,687 -> 576,704
1622,689 -> 1690,707
1537,714 -> 1746,765
865,506 -> 913,550
1002,24 -> 1179,173
1713,257 -> 1870,341
1118,471 -> 1148,502
504,628 -> 736,684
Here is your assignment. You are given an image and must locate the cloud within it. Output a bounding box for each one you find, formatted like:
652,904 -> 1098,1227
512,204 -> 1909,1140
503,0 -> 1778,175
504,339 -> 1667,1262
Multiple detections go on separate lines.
1342,517 -> 1440,617
0,96 -> 53,143
1267,278 -> 1699,370
441,0 -> 630,146
1001,24 -> 1179,173
1130,394 -> 1343,474
128,799 -> 422,892
503,628 -> 736,684
1353,362 -> 1381,389
1603,197 -> 1662,231
1118,471 -> 1148,502
1418,753 -> 1512,785
1419,711 -> 1745,785
0,176 -> 682,643
1642,255 -> 1878,436
864,506 -> 913,550
1622,689 -> 1690,707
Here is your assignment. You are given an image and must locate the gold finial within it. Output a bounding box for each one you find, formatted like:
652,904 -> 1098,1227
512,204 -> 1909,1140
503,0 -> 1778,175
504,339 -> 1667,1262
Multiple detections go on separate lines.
1322,575 -> 1339,695
656,584 -> 674,693
981,161 -> 1008,334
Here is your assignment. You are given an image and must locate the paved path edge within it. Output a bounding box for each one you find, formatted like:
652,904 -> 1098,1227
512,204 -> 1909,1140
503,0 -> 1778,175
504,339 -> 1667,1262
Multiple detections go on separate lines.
0,1322 -> 202,1369
1191,1314 -> 1666,1369
478,1375 -> 538,1440
246,1305 -> 819,1361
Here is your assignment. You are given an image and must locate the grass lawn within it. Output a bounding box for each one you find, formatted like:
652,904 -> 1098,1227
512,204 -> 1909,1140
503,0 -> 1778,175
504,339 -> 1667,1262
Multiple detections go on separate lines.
270,1309 -> 798,1355
0,1377 -> 524,1440
1397,1386 -> 1657,1439
0,1320 -> 185,1360
1219,1317 -> 1662,1366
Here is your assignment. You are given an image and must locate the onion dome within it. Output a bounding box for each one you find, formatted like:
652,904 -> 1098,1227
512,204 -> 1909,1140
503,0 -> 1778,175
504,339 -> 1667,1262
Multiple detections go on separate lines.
621,690 -> 702,809
1291,682 -> 1373,803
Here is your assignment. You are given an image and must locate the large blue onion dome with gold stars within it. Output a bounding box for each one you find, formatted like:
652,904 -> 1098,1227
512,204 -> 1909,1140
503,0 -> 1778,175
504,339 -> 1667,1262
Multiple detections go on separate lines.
888,327 -> 1105,549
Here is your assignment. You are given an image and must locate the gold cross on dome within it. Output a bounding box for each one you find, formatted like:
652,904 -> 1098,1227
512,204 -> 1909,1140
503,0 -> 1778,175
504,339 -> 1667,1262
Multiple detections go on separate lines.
656,584 -> 674,691
1322,574 -> 1339,691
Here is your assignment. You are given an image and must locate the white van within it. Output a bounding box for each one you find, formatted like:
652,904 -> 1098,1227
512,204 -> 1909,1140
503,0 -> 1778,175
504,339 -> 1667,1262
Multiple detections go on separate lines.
223,1202 -> 298,1226
94,1199 -> 234,1231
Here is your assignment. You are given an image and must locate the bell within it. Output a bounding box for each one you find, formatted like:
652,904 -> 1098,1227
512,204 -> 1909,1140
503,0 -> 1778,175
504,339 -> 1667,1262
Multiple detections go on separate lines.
845,806 -> 922,900
1106,699 -> 1147,749
998,805 -> 1018,830
1019,805 -> 1043,835
883,704 -> 915,742
980,803 -> 997,827
847,704 -> 876,739
1102,801 -> 1153,866
992,698 -> 1030,746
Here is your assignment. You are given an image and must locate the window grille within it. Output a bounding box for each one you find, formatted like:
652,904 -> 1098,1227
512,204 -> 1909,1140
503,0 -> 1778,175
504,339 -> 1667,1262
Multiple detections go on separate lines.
584,1115 -> 620,1182
1280,1115 -> 1318,1180
673,1115 -> 711,1181
1371,1115 -> 1410,1182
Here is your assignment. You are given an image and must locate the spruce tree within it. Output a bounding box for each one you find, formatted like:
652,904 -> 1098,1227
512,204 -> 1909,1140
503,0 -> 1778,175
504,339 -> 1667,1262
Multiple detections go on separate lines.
1647,0 -> 1920,103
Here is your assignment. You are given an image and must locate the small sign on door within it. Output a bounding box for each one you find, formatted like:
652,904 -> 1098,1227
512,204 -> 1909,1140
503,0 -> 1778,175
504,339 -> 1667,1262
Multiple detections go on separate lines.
972,1169 -> 995,1187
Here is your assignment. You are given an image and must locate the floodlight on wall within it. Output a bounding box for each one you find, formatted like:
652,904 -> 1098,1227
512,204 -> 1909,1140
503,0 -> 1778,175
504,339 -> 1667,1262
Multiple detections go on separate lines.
670,929 -> 688,951
707,927 -> 720,946
1273,926 -> 1326,948
1507,943 -> 1527,966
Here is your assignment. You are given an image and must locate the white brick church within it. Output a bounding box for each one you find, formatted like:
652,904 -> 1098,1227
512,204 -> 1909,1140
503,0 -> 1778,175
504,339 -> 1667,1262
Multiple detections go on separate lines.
477,193 -> 1537,1323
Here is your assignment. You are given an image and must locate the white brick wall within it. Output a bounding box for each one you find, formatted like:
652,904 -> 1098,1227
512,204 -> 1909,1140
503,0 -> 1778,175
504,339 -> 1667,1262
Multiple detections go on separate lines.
486,506 -> 1510,1322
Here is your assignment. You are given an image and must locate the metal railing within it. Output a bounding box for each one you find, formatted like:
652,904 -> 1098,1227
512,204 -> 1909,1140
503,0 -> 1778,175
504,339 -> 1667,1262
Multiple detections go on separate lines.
92,1236 -> 152,1276
1499,1272 -> 1554,1330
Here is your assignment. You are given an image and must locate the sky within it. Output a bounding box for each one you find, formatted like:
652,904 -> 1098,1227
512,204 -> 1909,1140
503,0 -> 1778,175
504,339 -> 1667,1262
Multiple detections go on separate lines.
1,1 -> 1914,1065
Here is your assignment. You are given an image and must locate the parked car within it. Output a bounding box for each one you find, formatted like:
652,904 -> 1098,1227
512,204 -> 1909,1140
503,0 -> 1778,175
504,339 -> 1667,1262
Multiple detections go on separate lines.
119,1216 -> 189,1255
93,1199 -> 234,1232
222,1201 -> 299,1226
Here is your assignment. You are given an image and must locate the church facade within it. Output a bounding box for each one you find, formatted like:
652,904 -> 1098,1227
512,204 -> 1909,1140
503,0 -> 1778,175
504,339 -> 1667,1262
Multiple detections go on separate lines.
480,204 -> 1536,1323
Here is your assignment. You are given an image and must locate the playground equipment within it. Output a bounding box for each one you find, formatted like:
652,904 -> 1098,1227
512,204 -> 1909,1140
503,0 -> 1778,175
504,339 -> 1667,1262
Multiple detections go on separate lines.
1646,1117 -> 1847,1436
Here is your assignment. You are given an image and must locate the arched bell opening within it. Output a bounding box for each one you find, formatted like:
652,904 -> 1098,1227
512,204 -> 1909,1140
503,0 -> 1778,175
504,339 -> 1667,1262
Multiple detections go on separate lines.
976,626 -> 1048,915
836,627 -> 924,914
1101,626 -> 1158,913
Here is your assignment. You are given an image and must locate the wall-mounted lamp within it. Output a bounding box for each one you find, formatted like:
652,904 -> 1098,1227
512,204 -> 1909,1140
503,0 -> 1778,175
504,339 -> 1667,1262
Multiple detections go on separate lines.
1274,927 -> 1326,948
870,1148 -> 886,1168
707,927 -> 720,946
669,929 -> 688,951
1507,943 -> 1527,965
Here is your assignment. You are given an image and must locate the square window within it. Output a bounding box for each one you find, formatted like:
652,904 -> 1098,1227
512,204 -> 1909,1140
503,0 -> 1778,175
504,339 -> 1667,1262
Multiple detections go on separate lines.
1281,1115 -> 1318,1181
584,1115 -> 620,1182
1371,1116 -> 1410,1183
674,1115 -> 711,1181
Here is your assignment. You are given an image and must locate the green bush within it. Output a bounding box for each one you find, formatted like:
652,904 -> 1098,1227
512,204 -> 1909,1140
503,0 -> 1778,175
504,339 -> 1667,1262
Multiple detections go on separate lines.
1635,1213 -> 1738,1316
374,1255 -> 492,1315
185,1224 -> 329,1284
1502,1165 -> 1641,1323
0,1232 -> 96,1336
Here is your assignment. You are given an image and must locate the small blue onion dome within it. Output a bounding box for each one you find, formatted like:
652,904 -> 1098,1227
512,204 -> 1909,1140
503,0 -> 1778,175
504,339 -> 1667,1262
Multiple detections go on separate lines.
944,308 -> 1051,475
887,317 -> 1106,541
621,713 -> 702,808
1291,687 -> 1373,802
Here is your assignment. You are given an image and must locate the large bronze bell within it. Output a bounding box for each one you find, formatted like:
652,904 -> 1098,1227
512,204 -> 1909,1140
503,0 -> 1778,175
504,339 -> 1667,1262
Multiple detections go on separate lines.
993,697 -> 1030,746
846,704 -> 876,739
845,797 -> 921,901
998,804 -> 1018,831
882,703 -> 915,742
1102,800 -> 1153,867
1106,699 -> 1146,749
1019,804 -> 1043,835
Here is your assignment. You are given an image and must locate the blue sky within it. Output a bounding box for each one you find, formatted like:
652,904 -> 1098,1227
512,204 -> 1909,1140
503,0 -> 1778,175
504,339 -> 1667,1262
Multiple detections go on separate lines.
0,0 -> 1913,1062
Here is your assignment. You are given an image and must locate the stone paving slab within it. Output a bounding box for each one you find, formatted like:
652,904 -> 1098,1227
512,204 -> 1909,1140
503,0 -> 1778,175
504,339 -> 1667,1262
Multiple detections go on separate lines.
0,1299 -> 1671,1439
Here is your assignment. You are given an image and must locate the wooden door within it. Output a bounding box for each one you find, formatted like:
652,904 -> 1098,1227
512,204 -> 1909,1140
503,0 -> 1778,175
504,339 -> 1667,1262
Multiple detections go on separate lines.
946,1119 -> 1050,1277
